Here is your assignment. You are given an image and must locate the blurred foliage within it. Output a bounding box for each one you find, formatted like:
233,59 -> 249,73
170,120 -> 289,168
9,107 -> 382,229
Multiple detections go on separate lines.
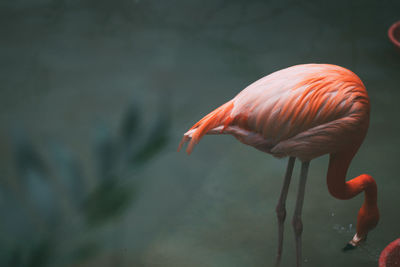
132,114 -> 170,164
120,103 -> 140,145
4,238 -> 53,267
1,103 -> 169,267
84,179 -> 135,227
13,132 -> 48,181
26,239 -> 53,267
69,241 -> 100,265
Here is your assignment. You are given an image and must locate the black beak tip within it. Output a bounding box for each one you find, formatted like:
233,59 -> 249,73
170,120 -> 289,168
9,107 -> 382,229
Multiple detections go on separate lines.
342,242 -> 356,252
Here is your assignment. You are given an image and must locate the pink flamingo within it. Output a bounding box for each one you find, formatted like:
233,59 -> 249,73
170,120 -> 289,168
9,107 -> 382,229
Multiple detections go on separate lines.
178,64 -> 379,267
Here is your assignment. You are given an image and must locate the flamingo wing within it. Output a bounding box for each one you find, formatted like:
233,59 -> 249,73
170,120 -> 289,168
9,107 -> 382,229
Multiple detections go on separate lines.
179,64 -> 369,161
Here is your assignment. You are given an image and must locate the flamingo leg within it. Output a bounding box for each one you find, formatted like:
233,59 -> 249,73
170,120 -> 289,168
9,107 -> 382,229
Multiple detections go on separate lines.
275,157 -> 295,267
292,161 -> 310,267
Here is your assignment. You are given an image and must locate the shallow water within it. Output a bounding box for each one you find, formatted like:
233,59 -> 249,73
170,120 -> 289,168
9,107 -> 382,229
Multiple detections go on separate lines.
1,0 -> 400,266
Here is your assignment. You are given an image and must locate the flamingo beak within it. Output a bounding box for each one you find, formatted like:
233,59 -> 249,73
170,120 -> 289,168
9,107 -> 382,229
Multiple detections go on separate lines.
342,233 -> 366,251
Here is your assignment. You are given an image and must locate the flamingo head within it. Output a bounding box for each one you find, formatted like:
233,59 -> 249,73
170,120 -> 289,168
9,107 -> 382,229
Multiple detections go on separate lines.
343,202 -> 379,251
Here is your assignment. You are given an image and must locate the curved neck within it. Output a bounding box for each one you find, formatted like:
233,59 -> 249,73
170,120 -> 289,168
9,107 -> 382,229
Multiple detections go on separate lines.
327,147 -> 378,237
327,150 -> 376,201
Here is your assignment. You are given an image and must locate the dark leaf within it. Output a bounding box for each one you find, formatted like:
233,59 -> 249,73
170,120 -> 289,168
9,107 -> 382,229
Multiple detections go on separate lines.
120,105 -> 140,143
12,130 -> 48,181
11,132 -> 57,225
50,142 -> 85,206
95,126 -> 117,181
26,238 -> 53,267
84,179 -> 135,227
132,116 -> 169,164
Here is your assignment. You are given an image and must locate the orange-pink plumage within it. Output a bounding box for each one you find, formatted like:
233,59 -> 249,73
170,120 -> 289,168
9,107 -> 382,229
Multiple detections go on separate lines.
178,63 -> 378,267
178,64 -> 369,161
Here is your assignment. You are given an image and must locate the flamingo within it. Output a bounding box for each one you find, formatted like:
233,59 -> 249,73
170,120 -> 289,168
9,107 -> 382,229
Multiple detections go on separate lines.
178,64 -> 379,267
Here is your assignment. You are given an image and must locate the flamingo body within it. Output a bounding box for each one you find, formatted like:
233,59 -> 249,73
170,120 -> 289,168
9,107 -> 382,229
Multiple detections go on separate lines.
178,64 -> 378,267
179,64 -> 369,161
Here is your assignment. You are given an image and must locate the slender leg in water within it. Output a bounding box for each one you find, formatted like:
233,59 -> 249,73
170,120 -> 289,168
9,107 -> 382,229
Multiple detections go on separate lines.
275,157 -> 296,267
292,161 -> 310,267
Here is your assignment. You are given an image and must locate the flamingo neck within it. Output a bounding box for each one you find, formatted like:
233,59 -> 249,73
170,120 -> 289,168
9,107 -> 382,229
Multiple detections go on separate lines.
327,147 -> 379,239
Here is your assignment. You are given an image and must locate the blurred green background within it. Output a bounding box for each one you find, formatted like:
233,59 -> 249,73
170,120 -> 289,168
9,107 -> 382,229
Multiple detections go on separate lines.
0,0 -> 400,266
